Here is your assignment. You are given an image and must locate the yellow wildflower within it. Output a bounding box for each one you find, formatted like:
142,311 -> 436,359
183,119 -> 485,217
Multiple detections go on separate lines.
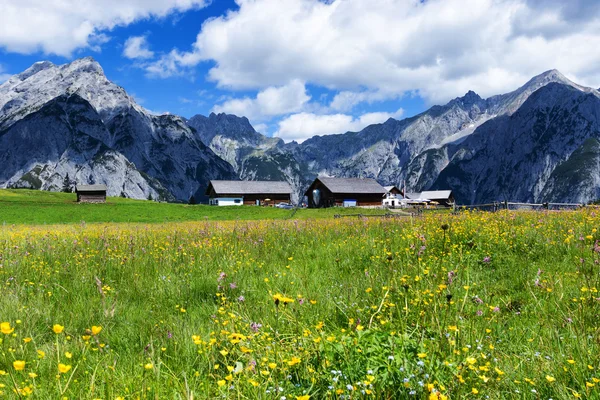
58,364 -> 71,374
13,360 -> 25,371
91,326 -> 102,335
1,322 -> 14,335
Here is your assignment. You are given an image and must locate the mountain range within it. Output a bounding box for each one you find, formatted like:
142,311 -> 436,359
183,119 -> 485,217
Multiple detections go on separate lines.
1,57 -> 599,204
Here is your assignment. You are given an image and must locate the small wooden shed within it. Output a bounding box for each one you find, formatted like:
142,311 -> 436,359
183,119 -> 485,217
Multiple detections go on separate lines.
76,184 -> 107,203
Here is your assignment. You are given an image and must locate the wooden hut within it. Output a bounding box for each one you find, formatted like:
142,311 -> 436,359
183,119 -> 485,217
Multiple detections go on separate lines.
304,177 -> 386,208
205,180 -> 293,206
75,184 -> 107,203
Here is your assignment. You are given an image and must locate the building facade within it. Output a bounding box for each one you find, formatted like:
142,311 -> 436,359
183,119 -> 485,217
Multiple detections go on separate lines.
75,184 -> 107,203
304,177 -> 386,208
205,180 -> 293,206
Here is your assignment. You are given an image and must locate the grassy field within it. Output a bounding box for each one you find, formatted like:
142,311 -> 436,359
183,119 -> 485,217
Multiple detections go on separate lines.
0,189 -> 391,225
1,208 -> 600,398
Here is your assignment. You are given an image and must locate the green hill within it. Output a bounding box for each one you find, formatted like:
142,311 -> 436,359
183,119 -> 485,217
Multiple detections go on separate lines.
0,189 -> 389,225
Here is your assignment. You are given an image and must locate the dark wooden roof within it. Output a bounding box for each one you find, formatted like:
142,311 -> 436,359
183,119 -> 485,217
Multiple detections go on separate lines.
205,180 -> 293,196
305,177 -> 386,195
75,184 -> 107,192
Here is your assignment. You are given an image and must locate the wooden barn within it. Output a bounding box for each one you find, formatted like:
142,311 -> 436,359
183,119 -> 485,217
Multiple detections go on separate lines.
205,180 -> 293,206
76,184 -> 107,203
304,177 -> 386,208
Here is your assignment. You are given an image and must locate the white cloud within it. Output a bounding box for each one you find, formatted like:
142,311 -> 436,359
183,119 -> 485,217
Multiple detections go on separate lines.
330,90 -> 399,112
148,0 -> 600,105
275,108 -> 404,143
253,123 -> 268,134
212,80 -> 310,120
0,65 -> 11,83
123,36 -> 154,59
0,0 -> 209,56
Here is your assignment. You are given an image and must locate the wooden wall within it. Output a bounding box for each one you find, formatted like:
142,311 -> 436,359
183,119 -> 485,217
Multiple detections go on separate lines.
306,181 -> 383,208
210,193 -> 291,206
77,192 -> 106,203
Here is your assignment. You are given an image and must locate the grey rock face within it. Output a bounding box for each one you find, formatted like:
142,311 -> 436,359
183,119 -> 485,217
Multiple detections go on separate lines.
190,69 -> 600,205
432,83 -> 600,204
0,58 -> 235,202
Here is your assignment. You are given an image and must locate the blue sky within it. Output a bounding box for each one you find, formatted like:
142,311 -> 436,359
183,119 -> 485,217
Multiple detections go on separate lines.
1,0 -> 599,142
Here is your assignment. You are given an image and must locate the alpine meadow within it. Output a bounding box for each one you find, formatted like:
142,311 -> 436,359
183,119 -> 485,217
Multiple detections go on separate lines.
2,208 -> 600,398
3,0 -> 600,399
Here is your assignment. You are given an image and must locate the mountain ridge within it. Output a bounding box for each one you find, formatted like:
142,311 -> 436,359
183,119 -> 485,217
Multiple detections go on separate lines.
1,58 -> 599,204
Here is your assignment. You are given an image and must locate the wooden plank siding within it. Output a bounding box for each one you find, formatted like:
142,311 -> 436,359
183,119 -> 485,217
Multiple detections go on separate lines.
305,178 -> 386,208
76,192 -> 106,203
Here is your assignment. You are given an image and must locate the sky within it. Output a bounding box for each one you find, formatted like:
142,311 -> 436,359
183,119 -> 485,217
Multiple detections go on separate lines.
1,0 -> 600,143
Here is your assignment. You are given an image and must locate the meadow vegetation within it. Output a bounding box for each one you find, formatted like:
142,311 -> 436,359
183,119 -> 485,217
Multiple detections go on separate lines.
0,189 -> 388,225
1,208 -> 600,398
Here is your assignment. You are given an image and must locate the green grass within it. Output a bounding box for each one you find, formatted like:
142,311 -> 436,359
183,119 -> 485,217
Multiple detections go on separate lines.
1,209 -> 599,398
0,189 -> 391,224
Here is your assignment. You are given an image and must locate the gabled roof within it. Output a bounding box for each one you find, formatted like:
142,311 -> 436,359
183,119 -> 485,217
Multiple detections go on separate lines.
405,190 -> 453,200
76,184 -> 107,192
306,177 -> 386,195
206,180 -> 293,196
420,190 -> 453,200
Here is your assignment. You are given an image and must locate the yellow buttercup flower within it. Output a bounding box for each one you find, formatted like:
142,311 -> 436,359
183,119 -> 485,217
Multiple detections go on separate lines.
546,375 -> 556,383
144,363 -> 153,370
91,326 -> 102,335
58,363 -> 72,374
287,356 -> 301,366
1,322 -> 14,335
13,360 -> 25,371
52,324 -> 64,334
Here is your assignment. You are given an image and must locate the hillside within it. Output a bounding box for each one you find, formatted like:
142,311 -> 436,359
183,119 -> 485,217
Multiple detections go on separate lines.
0,189 -> 389,224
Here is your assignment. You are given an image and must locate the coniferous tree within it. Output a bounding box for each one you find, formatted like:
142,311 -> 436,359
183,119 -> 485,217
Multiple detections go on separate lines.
62,174 -> 72,193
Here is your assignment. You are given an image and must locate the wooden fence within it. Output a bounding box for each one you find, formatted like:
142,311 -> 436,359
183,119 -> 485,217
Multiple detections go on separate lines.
456,201 -> 584,212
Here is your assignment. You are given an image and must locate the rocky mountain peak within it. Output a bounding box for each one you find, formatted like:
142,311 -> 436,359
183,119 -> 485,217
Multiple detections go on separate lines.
0,57 -> 133,129
15,61 -> 55,81
449,90 -> 485,109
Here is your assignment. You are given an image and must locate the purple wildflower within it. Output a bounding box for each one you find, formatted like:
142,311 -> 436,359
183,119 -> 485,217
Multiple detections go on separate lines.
250,322 -> 262,332
229,282 -> 237,290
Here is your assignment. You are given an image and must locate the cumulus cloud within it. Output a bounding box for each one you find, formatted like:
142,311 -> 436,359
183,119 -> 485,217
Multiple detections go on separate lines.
275,108 -> 404,143
123,36 -> 154,59
0,65 -> 11,83
212,80 -> 310,120
0,0 -> 208,56
147,0 -> 600,105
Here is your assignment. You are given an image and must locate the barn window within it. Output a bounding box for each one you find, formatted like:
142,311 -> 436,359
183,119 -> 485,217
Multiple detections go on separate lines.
234,199 -> 241,204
